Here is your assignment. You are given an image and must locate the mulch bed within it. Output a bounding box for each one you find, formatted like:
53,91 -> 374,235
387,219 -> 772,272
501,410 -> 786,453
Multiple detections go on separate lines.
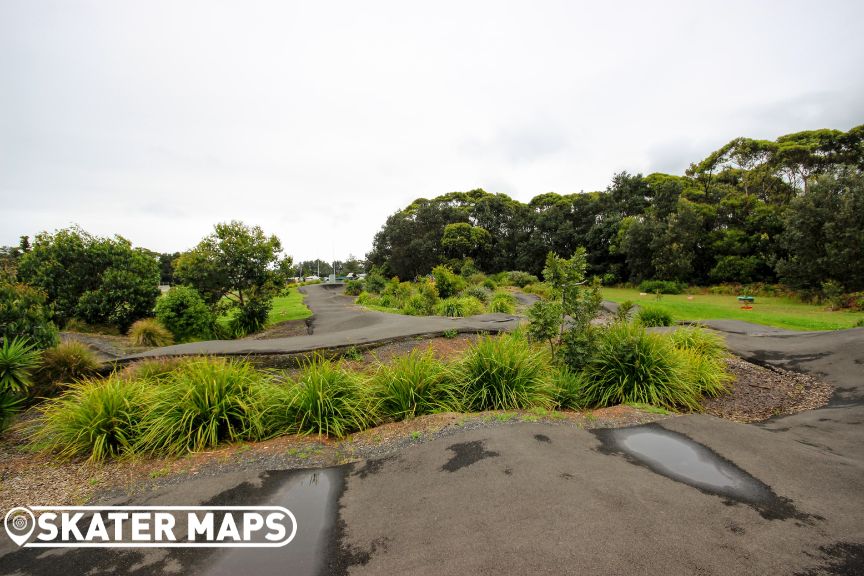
702,356 -> 834,423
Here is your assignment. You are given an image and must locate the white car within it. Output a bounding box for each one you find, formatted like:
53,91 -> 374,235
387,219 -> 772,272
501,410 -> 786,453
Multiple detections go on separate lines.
304,275 -> 320,282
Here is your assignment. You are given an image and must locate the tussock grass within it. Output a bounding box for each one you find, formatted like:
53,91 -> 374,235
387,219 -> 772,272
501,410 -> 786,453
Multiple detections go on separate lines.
372,349 -> 461,419
580,322 -> 701,411
136,358 -> 269,455
488,291 -> 517,314
435,296 -> 484,317
34,375 -> 149,461
128,318 -> 175,347
636,306 -> 675,327
458,331 -> 553,411
550,366 -> 585,410
35,341 -> 100,395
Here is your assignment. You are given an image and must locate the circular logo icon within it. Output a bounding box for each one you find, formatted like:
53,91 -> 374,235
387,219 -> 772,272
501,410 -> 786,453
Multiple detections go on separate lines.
4,507 -> 35,547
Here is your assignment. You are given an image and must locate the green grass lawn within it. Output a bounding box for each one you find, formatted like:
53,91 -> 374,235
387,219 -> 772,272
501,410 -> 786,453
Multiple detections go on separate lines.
601,287 -> 864,331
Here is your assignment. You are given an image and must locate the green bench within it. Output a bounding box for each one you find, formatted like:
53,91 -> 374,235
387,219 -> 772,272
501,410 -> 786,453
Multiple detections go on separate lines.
737,296 -> 755,304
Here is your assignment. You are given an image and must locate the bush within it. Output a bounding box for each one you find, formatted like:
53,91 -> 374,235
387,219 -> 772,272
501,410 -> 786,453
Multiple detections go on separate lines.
120,357 -> 189,382
137,358 -> 269,454
34,375 -> 149,461
483,278 -> 497,290
457,331 -> 552,411
670,327 -> 732,397
467,273 -> 487,286
229,296 -> 272,337
669,327 -> 727,361
579,323 -> 701,411
417,280 -> 440,308
0,338 -> 41,432
154,286 -> 213,342
462,285 -> 491,303
522,282 -> 553,300
0,281 -> 59,350
615,300 -> 636,322
638,280 -> 684,295
128,319 -> 175,347
34,341 -> 100,396
431,265 -> 466,298
364,270 -> 387,294
373,350 -> 461,419
435,296 -> 484,317
382,280 -> 413,308
355,291 -> 381,306
507,271 -> 539,288
269,357 -> 373,438
488,291 -> 517,314
344,279 -> 365,296
550,367 -> 585,410
401,294 -> 431,316
637,306 -> 675,327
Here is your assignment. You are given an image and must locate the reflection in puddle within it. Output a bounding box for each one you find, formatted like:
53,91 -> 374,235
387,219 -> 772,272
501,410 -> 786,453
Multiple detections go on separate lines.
205,468 -> 343,576
594,424 -> 812,521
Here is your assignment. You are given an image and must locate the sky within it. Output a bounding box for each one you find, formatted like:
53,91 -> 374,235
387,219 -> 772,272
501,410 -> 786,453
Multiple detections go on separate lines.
1,0 -> 863,263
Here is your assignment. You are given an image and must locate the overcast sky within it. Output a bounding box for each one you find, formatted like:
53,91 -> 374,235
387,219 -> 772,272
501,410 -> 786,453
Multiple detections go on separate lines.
1,0 -> 862,263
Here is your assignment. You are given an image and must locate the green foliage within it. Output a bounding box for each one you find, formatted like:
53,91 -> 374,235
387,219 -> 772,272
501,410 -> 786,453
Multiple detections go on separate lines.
229,295 -> 272,337
269,357 -> 373,438
18,227 -> 160,331
637,306 -> 675,327
579,323 -> 701,411
364,270 -> 387,294
522,282 -> 553,299
137,358 -> 269,454
669,327 -> 731,397
355,291 -> 380,306
344,279 -> 365,296
443,329 -> 458,339
550,366 -> 585,410
669,326 -> 727,361
434,296 -> 484,317
507,271 -> 539,288
526,300 -> 563,352
488,291 -> 517,314
0,281 -> 59,350
401,294 -> 432,316
615,300 -> 635,322
457,331 -> 552,411
373,350 -> 461,419
461,285 -> 491,303
128,319 -> 174,347
155,286 -> 213,342
0,337 -> 41,395
120,357 -> 189,382
431,265 -> 466,298
34,375 -> 149,461
441,223 -> 491,260
34,341 -> 100,396
638,280 -> 684,295
482,277 -> 497,290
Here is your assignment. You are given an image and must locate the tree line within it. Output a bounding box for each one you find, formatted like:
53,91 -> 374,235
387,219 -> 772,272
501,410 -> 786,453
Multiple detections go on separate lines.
367,125 -> 864,295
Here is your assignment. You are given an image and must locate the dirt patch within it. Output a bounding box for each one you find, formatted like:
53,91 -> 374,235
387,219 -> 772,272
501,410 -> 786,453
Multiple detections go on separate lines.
247,319 -> 310,339
702,356 -> 834,423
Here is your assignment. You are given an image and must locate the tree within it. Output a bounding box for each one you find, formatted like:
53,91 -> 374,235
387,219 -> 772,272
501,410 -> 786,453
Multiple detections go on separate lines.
17,227 -> 160,330
174,221 -> 292,335
0,281 -> 59,350
441,223 -> 491,260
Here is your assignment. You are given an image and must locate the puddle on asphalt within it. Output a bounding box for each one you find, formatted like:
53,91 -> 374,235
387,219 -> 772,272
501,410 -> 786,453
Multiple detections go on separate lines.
204,467 -> 345,576
593,424 -> 814,521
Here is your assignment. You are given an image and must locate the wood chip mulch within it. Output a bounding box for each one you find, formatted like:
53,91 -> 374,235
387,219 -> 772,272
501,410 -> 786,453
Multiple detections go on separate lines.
702,356 -> 834,423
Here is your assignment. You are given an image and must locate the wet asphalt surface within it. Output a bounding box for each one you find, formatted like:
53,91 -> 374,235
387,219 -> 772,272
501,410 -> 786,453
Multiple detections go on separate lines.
1,288 -> 863,575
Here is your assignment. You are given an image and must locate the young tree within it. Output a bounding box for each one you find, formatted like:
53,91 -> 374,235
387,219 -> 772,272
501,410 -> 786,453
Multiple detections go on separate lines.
174,221 -> 292,335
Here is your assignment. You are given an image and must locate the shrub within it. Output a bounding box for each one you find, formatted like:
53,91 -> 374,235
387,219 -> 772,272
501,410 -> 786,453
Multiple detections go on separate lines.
467,273 -> 487,286
462,285 -> 491,303
230,296 -> 272,337
417,280 -> 440,308
637,306 -> 675,327
0,337 -> 40,432
488,292 -> 517,314
344,279 -> 365,296
34,341 -> 100,396
269,357 -> 373,438
457,331 -> 552,411
355,291 -> 380,306
120,356 -> 189,382
669,327 -> 727,361
137,358 -> 269,454
435,296 -> 484,317
507,271 -> 539,288
615,300 -> 635,322
678,348 -> 732,398
526,299 -> 563,353
155,286 -> 213,342
0,281 -> 59,350
638,280 -> 684,295
382,280 -> 413,308
34,375 -> 150,461
373,350 -> 461,419
128,319 -> 175,347
401,294 -> 431,316
364,270 -> 387,294
522,282 -> 553,300
579,323 -> 701,411
482,278 -> 497,290
550,366 -> 585,410
431,265 -> 466,298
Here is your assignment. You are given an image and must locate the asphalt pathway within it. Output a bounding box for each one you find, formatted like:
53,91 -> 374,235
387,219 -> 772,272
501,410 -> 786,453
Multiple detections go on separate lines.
2,288 -> 862,575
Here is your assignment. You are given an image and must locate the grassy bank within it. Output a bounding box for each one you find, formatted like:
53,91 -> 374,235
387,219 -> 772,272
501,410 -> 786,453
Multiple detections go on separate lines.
602,287 -> 864,331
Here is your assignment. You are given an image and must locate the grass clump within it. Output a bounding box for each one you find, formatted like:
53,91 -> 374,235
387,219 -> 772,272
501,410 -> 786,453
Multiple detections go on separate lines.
34,341 -> 100,395
435,296 -> 484,317
550,366 -> 585,410
120,356 -> 189,382
458,331 -> 552,411
488,291 -> 517,314
34,375 -> 149,461
580,322 -> 701,411
137,358 -> 269,454
128,318 -> 175,347
636,305 -> 675,327
269,357 -> 373,438
372,349 -> 461,420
